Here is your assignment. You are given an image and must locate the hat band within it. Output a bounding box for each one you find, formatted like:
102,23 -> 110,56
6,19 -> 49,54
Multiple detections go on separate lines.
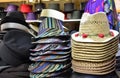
1,23 -> 30,32
75,31 -> 114,38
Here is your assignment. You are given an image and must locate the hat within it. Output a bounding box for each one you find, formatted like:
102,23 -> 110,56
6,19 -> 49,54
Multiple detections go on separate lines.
0,11 -> 30,32
0,30 -> 33,66
0,12 -> 7,19
29,62 -> 71,73
0,7 -> 5,12
71,12 -> 119,75
26,12 -> 37,20
48,3 -> 60,11
64,3 -> 74,12
40,9 -> 64,21
71,10 -> 82,19
5,4 -> 18,12
72,12 -> 119,42
35,3 -> 46,13
71,10 -> 83,19
35,9 -> 66,38
20,4 -> 32,13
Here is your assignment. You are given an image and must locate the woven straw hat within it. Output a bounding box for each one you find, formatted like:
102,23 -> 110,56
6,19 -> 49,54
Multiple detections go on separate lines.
72,58 -> 116,75
72,12 -> 119,43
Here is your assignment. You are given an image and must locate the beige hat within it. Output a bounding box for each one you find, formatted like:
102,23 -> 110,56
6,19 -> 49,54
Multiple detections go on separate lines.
71,12 -> 119,75
71,12 -> 119,43
72,57 -> 116,75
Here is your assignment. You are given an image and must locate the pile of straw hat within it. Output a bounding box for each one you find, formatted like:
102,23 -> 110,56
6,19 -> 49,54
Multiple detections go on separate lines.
71,12 -> 119,75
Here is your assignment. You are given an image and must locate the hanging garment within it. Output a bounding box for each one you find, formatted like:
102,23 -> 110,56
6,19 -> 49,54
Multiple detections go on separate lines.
85,0 -> 118,30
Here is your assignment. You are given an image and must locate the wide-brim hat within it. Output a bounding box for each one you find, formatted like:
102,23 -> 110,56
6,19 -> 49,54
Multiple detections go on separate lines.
30,50 -> 71,56
32,35 -> 70,44
71,12 -> 119,43
0,30 -> 33,66
35,9 -> 67,38
0,11 -> 30,32
28,61 -> 71,73
40,9 -> 64,21
30,43 -> 71,51
30,68 -> 72,78
72,57 -> 116,75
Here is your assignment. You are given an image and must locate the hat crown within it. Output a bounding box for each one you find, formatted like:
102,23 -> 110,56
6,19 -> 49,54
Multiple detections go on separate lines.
79,12 -> 110,36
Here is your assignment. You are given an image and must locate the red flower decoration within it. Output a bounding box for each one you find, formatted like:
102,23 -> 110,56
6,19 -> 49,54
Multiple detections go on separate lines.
98,34 -> 104,38
82,33 -> 88,38
75,33 -> 79,37
110,31 -> 114,36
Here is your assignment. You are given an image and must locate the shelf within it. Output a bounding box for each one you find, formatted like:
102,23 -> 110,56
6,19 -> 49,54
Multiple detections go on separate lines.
26,19 -> 81,23
26,20 -> 42,23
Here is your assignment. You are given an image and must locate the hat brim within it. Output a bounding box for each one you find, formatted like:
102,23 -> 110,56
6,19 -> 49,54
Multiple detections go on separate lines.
1,23 -> 29,32
72,30 -> 119,43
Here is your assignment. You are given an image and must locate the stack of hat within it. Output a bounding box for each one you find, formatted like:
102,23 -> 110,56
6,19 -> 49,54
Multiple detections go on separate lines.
71,12 -> 119,75
28,9 -> 72,78
0,11 -> 33,66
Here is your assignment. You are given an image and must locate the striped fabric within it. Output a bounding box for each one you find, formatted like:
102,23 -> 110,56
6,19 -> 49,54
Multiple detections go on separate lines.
29,54 -> 71,62
30,50 -> 71,56
30,68 -> 71,78
30,44 -> 71,52
29,62 -> 71,73
36,17 -> 67,38
32,38 -> 70,44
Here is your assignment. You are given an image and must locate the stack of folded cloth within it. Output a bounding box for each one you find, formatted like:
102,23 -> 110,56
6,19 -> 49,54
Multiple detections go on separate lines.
71,12 -> 119,75
28,9 -> 72,78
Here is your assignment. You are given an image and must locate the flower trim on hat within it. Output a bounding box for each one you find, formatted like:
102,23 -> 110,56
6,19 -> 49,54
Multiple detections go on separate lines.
75,31 -> 114,38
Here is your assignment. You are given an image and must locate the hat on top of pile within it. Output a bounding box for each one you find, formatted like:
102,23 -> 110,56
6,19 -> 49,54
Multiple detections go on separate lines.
0,11 -> 30,32
72,12 -> 119,43
71,12 -> 119,75
35,9 -> 67,38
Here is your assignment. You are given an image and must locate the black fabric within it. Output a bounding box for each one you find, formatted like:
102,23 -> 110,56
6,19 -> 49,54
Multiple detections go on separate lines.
0,63 -> 30,78
0,12 -> 7,19
0,30 -> 33,66
71,71 -> 119,78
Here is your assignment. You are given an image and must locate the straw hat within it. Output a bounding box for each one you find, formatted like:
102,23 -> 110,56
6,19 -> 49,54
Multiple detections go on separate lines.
71,12 -> 119,43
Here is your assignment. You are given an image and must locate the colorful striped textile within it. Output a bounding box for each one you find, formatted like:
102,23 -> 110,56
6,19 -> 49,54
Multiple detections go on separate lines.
36,17 -> 67,38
